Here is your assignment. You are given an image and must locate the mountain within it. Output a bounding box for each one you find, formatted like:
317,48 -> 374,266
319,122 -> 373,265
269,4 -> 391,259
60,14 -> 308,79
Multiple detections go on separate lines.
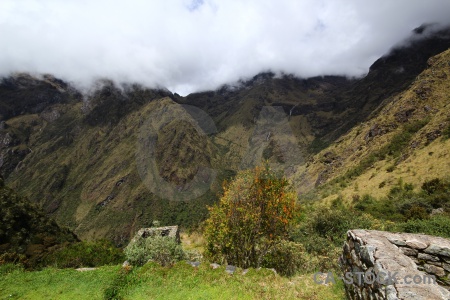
1,25 -> 449,245
0,176 -> 78,266
293,46 -> 450,201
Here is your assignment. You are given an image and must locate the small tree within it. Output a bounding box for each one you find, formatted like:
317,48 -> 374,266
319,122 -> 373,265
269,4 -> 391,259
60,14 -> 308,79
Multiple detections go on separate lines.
204,165 -> 297,268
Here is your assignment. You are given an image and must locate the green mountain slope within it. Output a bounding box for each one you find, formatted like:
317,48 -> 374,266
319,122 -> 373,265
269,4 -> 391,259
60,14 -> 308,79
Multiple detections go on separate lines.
1,25 -> 449,245
0,176 -> 78,265
296,48 -> 450,202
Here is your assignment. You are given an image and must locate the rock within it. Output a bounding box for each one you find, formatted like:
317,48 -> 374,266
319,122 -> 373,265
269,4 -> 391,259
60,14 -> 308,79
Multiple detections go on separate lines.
431,208 -> 444,215
242,269 -> 249,275
342,230 -> 450,299
424,264 -> 445,277
351,249 -> 362,267
418,253 -> 440,261
76,267 -> 97,272
225,265 -> 236,274
386,285 -> 399,300
365,124 -> 387,142
424,244 -> 450,257
188,261 -> 200,267
388,238 -> 407,246
394,108 -> 415,123
405,239 -> 428,250
354,241 -> 361,254
400,247 -> 418,256
360,245 -> 376,267
40,109 -> 61,122
343,241 -> 350,254
426,130 -> 441,144
410,257 -> 419,265
122,260 -> 130,268
443,263 -> 450,272
210,263 -> 220,269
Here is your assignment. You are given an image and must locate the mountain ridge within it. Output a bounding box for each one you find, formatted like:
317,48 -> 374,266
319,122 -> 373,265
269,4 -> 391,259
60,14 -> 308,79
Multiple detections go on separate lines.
1,25 -> 450,244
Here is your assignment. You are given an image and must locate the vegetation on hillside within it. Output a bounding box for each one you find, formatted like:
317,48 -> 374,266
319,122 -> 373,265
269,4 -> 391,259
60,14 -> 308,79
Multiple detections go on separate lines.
0,176 -> 78,268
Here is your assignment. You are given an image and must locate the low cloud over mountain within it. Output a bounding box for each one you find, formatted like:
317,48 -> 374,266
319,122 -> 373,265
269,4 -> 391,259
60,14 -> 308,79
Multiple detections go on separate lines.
1,0 -> 450,95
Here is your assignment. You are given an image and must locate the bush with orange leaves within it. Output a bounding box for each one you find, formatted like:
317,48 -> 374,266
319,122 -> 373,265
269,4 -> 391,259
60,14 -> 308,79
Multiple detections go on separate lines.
204,164 -> 298,269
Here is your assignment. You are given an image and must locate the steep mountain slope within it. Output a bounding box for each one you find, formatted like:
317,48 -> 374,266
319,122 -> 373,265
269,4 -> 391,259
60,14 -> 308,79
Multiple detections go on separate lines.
1,25 -> 449,244
0,176 -> 78,265
295,48 -> 450,202
326,24 -> 450,139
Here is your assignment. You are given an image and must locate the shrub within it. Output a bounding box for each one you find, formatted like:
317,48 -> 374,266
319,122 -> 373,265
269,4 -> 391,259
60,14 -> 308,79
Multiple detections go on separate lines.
204,164 -> 297,268
404,205 -> 429,220
421,178 -> 446,195
44,240 -> 124,268
394,215 -> 450,238
353,178 -> 450,222
261,240 -> 305,276
443,123 -> 450,140
124,236 -> 185,266
292,205 -> 382,254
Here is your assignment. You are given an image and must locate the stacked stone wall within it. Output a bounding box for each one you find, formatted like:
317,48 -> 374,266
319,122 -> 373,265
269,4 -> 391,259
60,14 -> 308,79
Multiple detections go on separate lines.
340,229 -> 450,299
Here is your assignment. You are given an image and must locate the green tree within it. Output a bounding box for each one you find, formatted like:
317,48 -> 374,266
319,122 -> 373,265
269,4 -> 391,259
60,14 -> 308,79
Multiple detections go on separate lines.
204,165 -> 297,268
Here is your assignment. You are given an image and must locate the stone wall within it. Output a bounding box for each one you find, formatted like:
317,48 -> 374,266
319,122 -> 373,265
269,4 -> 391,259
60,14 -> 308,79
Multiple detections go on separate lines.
340,230 -> 450,299
130,225 -> 180,245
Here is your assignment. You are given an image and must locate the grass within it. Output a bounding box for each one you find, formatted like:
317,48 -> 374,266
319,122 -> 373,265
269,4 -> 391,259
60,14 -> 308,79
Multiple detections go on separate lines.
0,264 -> 121,299
0,262 -> 345,300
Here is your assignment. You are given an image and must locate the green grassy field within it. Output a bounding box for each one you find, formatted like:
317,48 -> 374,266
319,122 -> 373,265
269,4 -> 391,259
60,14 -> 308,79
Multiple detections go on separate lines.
0,262 -> 345,300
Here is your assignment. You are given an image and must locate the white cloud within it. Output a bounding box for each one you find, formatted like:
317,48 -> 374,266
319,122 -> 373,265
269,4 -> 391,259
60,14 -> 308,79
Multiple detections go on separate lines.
1,0 -> 449,95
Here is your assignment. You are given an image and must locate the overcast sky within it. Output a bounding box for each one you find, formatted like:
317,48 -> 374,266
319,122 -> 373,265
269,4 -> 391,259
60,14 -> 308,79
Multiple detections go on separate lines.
1,0 -> 450,95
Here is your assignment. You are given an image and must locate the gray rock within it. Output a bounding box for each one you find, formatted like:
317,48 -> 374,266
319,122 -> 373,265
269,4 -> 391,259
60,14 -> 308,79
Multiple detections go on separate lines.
424,263 -> 445,277
400,247 -> 418,256
386,285 -> 399,300
428,261 -> 442,267
242,269 -> 249,275
360,245 -> 376,267
341,230 -> 450,299
76,267 -> 97,272
122,260 -> 130,268
343,241 -> 350,254
431,208 -> 444,215
388,238 -> 407,246
405,239 -> 428,250
424,244 -> 450,257
210,263 -> 220,269
418,252 -> 440,261
188,261 -> 201,267
351,249 -> 362,267
225,265 -> 236,274
443,263 -> 450,272
354,241 -> 361,254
